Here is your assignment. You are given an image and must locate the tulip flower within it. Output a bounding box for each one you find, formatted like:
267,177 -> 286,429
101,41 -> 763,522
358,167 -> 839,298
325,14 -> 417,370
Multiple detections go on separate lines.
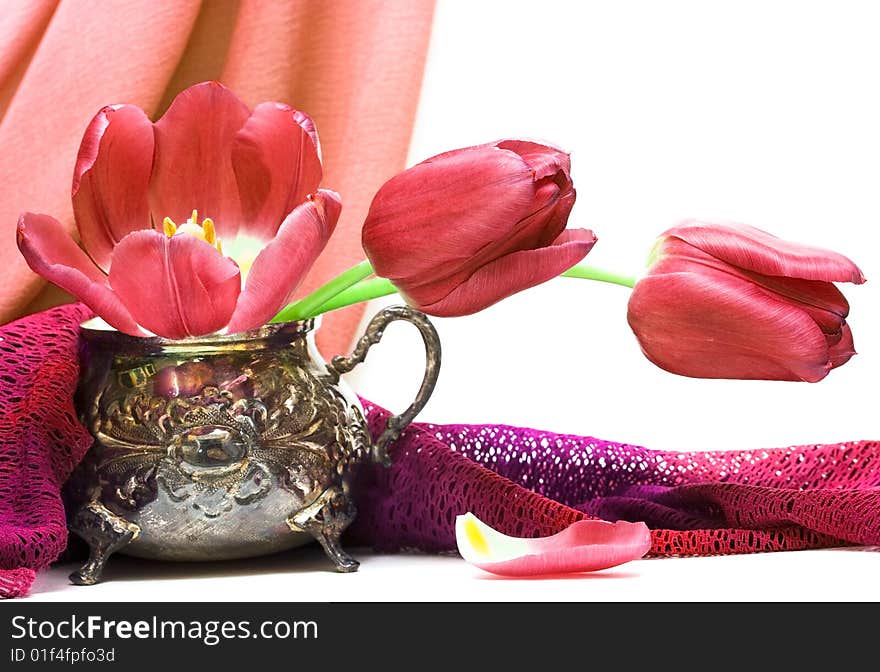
17,81 -> 340,340
626,220 -> 866,382
455,512 -> 652,577
273,139 -> 614,324
359,139 -> 597,316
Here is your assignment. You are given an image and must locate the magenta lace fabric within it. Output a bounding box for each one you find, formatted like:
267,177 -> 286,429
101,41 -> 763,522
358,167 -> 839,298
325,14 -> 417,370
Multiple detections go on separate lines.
1,303 -> 878,598
0,303 -> 95,598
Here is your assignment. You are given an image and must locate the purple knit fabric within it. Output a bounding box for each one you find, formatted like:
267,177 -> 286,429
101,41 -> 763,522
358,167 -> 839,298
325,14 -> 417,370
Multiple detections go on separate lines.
2,303 -> 878,598
348,405 -> 880,556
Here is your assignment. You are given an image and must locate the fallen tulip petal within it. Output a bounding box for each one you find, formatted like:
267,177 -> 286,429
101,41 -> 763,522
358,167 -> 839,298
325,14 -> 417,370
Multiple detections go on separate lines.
455,512 -> 651,577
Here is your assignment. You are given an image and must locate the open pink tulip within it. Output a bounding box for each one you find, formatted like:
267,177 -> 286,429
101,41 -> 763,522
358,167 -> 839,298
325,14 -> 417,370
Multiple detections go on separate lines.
627,220 -> 866,382
455,512 -> 652,577
17,81 -> 340,339
361,140 -> 597,316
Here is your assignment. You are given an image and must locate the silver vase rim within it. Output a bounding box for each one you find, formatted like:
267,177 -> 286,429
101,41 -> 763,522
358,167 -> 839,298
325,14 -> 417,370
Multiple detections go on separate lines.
78,315 -> 320,351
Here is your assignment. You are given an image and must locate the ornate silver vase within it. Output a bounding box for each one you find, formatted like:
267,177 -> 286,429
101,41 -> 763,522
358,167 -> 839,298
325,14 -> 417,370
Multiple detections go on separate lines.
64,305 -> 440,585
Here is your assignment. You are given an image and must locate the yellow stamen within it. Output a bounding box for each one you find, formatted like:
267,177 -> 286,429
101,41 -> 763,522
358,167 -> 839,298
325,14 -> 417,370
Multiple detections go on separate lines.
161,211 -> 223,253
202,218 -> 216,244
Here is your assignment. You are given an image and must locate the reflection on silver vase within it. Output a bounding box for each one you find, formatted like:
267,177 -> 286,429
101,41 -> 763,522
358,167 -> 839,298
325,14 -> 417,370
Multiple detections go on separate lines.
64,305 -> 440,585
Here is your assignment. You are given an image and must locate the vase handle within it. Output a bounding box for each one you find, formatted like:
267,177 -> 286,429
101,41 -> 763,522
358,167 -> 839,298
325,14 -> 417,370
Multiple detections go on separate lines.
325,304 -> 441,466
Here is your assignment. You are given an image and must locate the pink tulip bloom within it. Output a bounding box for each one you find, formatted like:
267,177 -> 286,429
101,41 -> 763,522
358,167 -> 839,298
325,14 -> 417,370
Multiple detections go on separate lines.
361,140 -> 597,316
17,81 -> 340,339
455,512 -> 652,577
627,220 -> 866,382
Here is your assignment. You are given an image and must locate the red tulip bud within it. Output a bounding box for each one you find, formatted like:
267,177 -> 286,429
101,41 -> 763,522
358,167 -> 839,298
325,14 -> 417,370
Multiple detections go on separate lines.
361,139 -> 597,316
626,220 -> 866,382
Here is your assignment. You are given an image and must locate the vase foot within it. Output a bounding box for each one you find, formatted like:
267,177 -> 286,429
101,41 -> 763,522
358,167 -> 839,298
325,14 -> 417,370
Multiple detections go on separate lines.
288,486 -> 359,573
68,501 -> 140,585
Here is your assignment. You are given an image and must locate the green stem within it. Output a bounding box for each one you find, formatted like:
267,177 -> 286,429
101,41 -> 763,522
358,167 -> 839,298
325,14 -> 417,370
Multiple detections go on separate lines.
293,262 -> 637,319
271,260 -> 374,323
561,264 -> 637,288
306,277 -> 399,316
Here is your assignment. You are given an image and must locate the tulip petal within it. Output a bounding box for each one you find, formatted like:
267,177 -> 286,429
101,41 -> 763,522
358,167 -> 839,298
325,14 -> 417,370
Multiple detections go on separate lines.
226,190 -> 341,333
401,188 -> 578,307
829,323 -> 855,369
109,230 -> 241,339
494,139 -> 571,181
654,237 -> 851,335
151,81 -> 251,239
665,220 -> 866,284
748,274 -> 850,334
362,145 -> 537,281
455,512 -> 651,577
232,102 -> 323,240
415,229 -> 596,316
72,105 -> 155,272
627,268 -> 837,382
501,184 -> 576,255
16,213 -> 143,335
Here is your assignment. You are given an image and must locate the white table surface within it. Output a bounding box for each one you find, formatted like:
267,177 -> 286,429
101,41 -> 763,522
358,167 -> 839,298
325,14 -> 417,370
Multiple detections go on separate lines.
23,544 -> 879,603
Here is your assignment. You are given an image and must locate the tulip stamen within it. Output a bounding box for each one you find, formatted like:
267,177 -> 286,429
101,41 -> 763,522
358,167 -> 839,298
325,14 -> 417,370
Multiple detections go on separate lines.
162,211 -> 223,253
202,218 -> 216,245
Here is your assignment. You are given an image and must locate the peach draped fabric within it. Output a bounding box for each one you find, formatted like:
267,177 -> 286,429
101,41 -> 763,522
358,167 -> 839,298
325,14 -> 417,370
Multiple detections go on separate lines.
0,0 -> 435,356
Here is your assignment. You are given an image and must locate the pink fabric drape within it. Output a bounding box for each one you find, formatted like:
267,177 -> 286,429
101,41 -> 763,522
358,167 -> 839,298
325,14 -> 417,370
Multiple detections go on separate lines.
0,0 -> 435,356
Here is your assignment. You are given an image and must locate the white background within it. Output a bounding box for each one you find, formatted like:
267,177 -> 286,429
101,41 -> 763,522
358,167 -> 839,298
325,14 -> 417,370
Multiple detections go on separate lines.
352,0 -> 880,454
25,0 -> 880,602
